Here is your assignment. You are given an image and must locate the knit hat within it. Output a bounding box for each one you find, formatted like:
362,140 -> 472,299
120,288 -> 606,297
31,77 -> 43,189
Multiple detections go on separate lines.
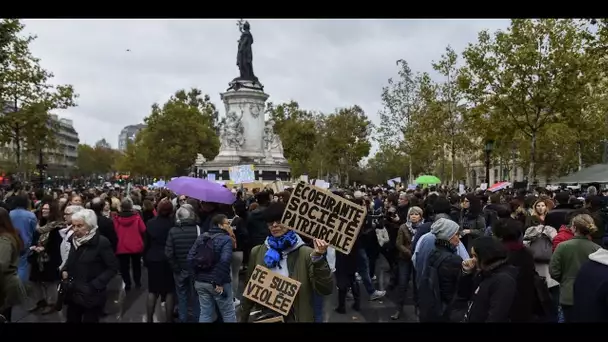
431,218 -> 459,241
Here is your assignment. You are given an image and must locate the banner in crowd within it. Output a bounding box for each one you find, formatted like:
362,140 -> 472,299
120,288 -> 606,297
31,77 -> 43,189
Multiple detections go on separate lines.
266,180 -> 285,193
387,177 -> 402,187
281,182 -> 367,254
243,265 -> 301,316
229,164 -> 255,184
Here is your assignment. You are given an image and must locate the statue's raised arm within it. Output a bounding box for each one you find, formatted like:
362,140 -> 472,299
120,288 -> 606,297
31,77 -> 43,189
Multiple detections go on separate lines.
235,20 -> 257,82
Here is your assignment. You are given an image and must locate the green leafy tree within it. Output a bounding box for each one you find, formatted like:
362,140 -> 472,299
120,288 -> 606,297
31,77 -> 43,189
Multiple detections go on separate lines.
266,101 -> 321,177
431,45 -> 469,185
0,19 -> 77,171
364,146 -> 409,185
122,88 -> 220,178
459,19 -> 593,183
115,135 -> 151,177
76,140 -> 122,177
377,60 -> 439,183
323,105 -> 372,184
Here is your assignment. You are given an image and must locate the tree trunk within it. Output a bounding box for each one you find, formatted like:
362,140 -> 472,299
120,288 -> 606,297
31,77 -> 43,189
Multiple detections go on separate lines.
408,158 -> 413,186
527,132 -> 537,189
14,125 -> 21,173
450,138 -> 455,185
577,141 -> 583,171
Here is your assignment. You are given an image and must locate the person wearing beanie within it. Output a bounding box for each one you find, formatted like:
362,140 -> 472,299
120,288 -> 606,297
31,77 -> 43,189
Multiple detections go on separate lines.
413,217 -> 469,294
412,197 -> 453,250
239,202 -> 333,322
417,218 -> 465,322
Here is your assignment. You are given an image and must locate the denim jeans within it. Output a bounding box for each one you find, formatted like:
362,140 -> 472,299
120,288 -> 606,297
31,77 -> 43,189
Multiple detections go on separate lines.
175,273 -> 199,322
17,254 -> 29,283
312,293 -> 324,322
548,285 -> 560,323
194,281 -> 236,323
356,247 -> 375,295
231,251 -> 244,299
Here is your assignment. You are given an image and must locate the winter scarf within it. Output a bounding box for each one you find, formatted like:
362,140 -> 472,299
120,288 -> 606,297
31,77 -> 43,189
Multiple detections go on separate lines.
264,229 -> 299,269
35,221 -> 65,272
73,227 -> 98,250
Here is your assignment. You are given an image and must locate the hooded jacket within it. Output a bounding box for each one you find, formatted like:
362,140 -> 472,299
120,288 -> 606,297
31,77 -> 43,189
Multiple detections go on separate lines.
113,211 -> 146,255
454,260 -> 518,322
573,249 -> 608,322
246,206 -> 269,248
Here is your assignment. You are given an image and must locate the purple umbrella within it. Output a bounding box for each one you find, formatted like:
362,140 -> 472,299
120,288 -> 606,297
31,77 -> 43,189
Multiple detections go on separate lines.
166,176 -> 235,205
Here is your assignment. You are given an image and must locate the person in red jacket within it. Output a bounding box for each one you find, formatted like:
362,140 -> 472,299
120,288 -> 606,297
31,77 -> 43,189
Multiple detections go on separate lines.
114,197 -> 146,291
553,210 -> 593,251
553,224 -> 575,252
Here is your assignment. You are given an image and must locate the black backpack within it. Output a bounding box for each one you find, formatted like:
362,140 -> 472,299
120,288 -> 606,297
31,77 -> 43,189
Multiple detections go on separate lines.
192,233 -> 222,271
418,252 -> 451,322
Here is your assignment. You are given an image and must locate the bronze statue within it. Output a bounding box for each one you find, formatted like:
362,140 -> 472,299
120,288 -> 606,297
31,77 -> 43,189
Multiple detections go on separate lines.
236,20 -> 257,82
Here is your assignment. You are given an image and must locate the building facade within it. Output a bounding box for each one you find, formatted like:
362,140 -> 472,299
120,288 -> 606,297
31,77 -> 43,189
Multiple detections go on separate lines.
45,114 -> 79,176
118,124 -> 146,151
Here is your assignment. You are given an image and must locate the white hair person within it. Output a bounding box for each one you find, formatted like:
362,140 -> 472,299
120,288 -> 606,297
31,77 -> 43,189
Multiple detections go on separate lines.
58,205 -> 85,270
71,209 -> 99,249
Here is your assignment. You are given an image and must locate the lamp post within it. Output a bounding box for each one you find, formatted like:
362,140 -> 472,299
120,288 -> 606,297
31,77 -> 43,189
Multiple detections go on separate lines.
484,140 -> 494,185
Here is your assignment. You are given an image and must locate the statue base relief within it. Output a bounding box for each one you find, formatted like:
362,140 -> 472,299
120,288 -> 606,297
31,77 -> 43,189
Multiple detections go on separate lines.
196,78 -> 291,183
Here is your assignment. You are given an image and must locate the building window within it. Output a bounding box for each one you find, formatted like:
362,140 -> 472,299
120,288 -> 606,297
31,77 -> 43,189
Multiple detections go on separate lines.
494,168 -> 499,182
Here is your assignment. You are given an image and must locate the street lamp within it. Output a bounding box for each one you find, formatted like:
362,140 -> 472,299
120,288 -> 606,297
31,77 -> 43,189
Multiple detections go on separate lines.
484,140 -> 494,185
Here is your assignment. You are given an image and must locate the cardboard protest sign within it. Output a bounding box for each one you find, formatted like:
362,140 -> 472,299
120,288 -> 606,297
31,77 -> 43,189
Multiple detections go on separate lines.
266,180 -> 285,194
281,182 -> 367,254
254,316 -> 284,323
243,265 -> 301,317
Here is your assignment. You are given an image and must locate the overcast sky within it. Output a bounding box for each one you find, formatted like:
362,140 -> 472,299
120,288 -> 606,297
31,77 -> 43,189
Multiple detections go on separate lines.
21,19 -> 510,151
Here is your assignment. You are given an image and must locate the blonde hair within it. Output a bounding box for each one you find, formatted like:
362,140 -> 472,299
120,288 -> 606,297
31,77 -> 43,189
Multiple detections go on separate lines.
571,214 -> 597,236
408,206 -> 423,217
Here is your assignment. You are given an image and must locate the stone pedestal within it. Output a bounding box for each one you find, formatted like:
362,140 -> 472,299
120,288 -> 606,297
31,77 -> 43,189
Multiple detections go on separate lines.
196,79 -> 291,183
215,80 -> 268,161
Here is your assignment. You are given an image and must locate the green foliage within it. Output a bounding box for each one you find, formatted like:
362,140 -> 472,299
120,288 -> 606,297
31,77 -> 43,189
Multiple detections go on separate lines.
267,101 -> 372,183
0,19 -> 78,170
76,139 -> 121,176
323,105 -> 373,182
364,146 -> 409,185
116,88 -> 220,178
458,19 -> 597,182
266,101 -> 320,176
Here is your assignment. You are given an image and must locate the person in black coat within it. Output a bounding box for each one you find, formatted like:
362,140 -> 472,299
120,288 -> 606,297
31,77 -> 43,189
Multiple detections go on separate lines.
334,233 -> 362,315
90,198 -> 118,253
420,218 -> 463,322
28,200 -> 65,315
61,209 -> 118,323
545,191 -> 576,230
572,248 -> 608,322
143,199 -> 175,322
492,218 -> 536,322
453,237 -> 517,322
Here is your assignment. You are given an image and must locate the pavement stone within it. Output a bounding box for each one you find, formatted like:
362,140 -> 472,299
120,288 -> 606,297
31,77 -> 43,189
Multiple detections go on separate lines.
11,257 -> 417,323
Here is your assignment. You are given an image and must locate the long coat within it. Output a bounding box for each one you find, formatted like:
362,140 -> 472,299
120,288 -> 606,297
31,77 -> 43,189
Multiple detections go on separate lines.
240,243 -> 334,322
29,222 -> 64,283
0,235 -> 27,309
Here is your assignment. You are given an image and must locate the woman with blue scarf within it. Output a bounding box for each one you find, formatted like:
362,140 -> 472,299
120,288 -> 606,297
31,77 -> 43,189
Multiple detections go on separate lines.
239,202 -> 334,322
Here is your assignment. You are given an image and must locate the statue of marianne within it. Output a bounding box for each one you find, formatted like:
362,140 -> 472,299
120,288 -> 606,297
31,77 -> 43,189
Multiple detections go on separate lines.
236,20 -> 257,81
